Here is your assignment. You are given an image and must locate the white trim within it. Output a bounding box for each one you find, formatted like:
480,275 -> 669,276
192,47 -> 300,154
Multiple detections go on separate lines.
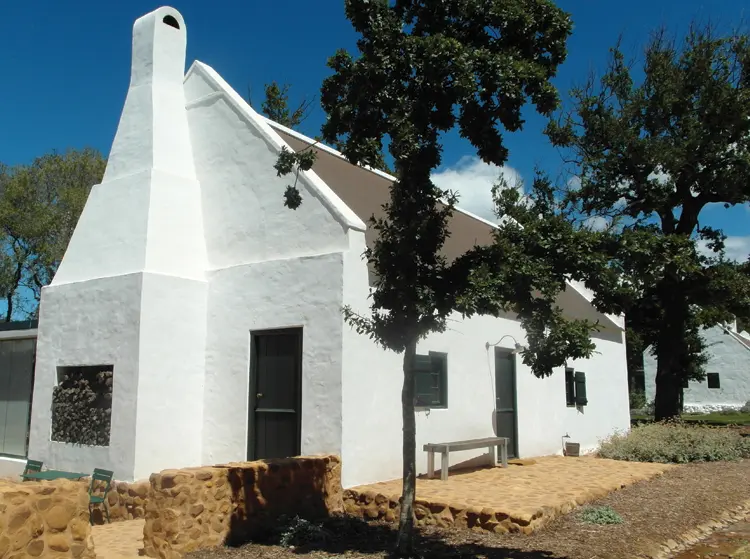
0,329 -> 38,340
184,61 -> 367,233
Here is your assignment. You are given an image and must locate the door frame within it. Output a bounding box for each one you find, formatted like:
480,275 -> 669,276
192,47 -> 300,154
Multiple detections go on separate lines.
247,327 -> 303,461
494,347 -> 519,459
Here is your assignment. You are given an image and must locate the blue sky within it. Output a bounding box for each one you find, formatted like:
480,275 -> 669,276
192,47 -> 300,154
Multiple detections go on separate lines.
2,0 -> 750,257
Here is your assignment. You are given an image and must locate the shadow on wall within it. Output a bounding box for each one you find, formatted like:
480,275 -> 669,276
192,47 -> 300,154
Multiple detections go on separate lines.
226,456 -> 343,545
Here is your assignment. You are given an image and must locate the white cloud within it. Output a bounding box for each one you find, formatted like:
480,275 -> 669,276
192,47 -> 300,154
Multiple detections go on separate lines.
696,235 -> 750,262
567,175 -> 581,191
431,156 -> 522,222
583,215 -> 609,231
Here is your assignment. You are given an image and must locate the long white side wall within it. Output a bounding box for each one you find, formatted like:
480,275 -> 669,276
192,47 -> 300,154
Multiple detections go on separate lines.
341,232 -> 630,488
644,326 -> 750,412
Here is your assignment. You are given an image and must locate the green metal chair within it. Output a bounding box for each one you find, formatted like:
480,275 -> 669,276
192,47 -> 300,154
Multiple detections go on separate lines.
21,459 -> 43,479
88,469 -> 114,525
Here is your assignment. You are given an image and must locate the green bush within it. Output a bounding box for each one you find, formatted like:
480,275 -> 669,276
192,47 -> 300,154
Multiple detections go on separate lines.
277,516 -> 331,548
629,389 -> 646,410
579,505 -> 623,525
598,422 -> 750,463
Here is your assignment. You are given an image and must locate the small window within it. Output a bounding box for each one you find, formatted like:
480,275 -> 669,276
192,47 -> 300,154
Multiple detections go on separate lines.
707,373 -> 721,389
413,352 -> 448,408
565,367 -> 576,406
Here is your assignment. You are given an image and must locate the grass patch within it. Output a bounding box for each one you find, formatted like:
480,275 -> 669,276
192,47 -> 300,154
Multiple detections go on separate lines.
579,505 -> 623,525
599,421 -> 750,463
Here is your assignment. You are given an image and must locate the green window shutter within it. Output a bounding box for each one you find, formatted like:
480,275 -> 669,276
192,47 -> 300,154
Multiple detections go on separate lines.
412,354 -> 437,407
565,368 -> 576,406
429,352 -> 448,408
574,371 -> 588,406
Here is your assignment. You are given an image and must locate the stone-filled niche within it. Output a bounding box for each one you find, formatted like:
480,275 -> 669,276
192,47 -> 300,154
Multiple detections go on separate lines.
51,365 -> 113,446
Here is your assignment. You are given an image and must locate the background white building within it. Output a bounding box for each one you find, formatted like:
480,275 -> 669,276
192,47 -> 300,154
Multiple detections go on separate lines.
644,322 -> 750,413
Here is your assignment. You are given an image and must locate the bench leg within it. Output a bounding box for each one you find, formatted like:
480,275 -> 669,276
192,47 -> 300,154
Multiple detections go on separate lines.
441,451 -> 449,481
500,441 -> 508,468
427,451 -> 435,479
488,445 -> 496,467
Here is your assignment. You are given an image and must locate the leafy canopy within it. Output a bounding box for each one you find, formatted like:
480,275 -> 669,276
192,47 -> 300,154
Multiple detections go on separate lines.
0,148 -> 105,319
546,25 -> 750,415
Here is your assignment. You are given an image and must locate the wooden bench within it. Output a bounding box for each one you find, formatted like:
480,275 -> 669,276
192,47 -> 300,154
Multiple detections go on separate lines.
424,436 -> 509,481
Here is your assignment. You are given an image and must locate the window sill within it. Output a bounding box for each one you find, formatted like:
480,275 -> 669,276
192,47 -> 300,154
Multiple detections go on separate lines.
416,405 -> 447,411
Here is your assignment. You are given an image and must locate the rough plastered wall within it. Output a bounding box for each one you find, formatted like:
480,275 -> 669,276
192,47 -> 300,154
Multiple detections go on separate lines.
29,7 -> 208,481
644,325 -> 750,412
184,63 -> 366,466
143,455 -> 343,559
341,231 -> 630,488
0,478 -> 95,558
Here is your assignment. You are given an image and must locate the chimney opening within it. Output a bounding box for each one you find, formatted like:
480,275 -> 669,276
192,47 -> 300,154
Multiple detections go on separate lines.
162,15 -> 180,29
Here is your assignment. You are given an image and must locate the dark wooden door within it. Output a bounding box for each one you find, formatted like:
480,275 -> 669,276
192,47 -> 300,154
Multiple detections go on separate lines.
495,348 -> 518,458
248,329 -> 302,461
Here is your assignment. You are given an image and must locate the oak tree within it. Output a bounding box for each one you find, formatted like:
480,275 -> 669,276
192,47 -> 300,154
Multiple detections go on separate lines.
547,26 -> 750,420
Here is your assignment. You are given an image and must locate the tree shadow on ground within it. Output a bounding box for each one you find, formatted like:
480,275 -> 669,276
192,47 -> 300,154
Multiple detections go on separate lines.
256,515 -> 566,559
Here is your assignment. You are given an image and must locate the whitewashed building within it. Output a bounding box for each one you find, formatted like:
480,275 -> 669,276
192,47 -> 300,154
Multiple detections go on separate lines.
21,6 -> 630,486
644,322 -> 750,413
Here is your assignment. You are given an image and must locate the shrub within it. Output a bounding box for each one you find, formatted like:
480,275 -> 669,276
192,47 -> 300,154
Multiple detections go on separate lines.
741,400 -> 750,414
629,389 -> 646,410
579,506 -> 623,525
598,422 -> 750,463
278,516 -> 331,548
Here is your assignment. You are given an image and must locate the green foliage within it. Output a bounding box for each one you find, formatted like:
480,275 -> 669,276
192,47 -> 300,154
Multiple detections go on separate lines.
277,516 -> 331,549
0,149 -> 106,320
51,367 -> 113,446
578,505 -> 623,525
546,25 -> 750,419
629,389 -> 647,410
598,422 -> 750,463
259,82 -> 314,129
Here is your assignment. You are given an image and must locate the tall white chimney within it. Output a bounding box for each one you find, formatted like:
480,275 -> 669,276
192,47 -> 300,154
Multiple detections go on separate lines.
29,7 -> 208,481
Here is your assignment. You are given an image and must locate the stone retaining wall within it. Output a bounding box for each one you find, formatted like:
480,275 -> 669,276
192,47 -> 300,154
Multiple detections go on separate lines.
143,455 -> 343,559
90,480 -> 150,524
0,478 -> 96,558
344,489 -> 543,534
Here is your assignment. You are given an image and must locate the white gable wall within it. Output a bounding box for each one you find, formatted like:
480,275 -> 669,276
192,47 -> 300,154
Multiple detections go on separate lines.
183,64 -> 363,466
644,325 -> 750,412
341,232 -> 630,488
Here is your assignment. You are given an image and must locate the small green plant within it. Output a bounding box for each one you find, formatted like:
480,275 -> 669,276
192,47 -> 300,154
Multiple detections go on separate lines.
629,389 -> 646,410
598,422 -> 750,463
278,516 -> 330,549
579,505 -> 623,525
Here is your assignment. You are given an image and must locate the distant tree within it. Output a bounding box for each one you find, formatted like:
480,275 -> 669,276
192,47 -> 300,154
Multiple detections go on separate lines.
249,81 -> 315,129
546,25 -> 750,420
0,148 -> 106,319
274,1 -> 596,554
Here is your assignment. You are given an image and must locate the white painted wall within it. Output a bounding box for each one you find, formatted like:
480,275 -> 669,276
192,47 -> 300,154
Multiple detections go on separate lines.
29,7 -> 208,481
644,325 -> 750,412
184,62 -> 358,467
341,232 -> 630,488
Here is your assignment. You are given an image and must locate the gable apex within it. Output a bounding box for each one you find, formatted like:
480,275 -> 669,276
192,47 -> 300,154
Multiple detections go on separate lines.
183,61 -> 366,233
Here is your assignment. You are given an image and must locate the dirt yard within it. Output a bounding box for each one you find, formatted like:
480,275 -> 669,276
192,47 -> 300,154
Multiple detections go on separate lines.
187,459 -> 750,559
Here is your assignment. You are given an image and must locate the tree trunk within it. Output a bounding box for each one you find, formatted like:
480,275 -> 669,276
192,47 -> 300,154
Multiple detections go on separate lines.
396,339 -> 417,556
